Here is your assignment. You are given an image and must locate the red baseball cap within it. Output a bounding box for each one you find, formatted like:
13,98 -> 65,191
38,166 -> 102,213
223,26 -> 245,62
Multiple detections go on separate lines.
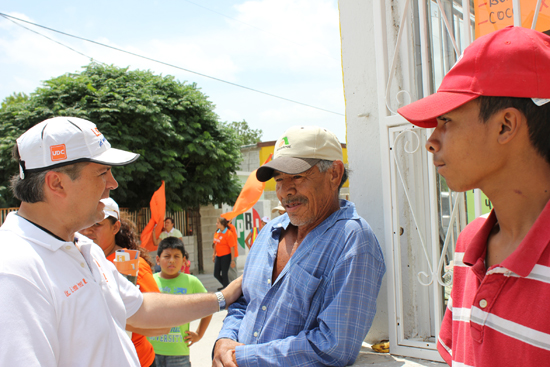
398,26 -> 550,128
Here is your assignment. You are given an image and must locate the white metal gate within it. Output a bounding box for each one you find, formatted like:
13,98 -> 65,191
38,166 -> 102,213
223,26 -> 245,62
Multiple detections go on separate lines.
373,0 -> 473,360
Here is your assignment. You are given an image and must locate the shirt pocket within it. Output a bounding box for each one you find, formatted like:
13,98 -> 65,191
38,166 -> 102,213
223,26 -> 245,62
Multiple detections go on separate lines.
279,263 -> 323,329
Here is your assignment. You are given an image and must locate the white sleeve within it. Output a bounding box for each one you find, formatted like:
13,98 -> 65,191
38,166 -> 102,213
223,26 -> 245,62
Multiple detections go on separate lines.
0,273 -> 58,366
108,261 -> 144,318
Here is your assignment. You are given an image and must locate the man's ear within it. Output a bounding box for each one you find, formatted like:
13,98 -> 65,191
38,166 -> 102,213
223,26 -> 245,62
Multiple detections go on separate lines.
44,171 -> 68,199
496,107 -> 524,145
329,161 -> 345,190
156,255 -> 160,265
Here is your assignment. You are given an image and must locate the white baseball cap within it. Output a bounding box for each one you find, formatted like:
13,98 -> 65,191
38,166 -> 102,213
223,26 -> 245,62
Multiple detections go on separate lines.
16,116 -> 139,179
101,197 -> 120,220
261,216 -> 270,223
271,201 -> 285,213
256,126 -> 343,182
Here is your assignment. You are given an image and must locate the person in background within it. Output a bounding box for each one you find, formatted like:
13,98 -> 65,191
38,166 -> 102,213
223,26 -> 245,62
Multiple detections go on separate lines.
244,216 -> 269,250
181,250 -> 191,274
227,219 -> 239,283
149,237 -> 212,367
80,197 -> 166,367
271,201 -> 286,217
153,217 -> 183,247
212,217 -> 236,290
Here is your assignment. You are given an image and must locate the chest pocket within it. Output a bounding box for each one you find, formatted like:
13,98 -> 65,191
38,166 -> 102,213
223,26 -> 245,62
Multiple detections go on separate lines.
277,262 -> 323,333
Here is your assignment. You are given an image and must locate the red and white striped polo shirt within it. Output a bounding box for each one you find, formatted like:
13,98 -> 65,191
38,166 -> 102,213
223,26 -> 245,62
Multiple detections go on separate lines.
438,201 -> 550,366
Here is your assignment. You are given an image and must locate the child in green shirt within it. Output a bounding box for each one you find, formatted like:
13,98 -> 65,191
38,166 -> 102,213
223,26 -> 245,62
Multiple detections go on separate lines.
149,237 -> 212,367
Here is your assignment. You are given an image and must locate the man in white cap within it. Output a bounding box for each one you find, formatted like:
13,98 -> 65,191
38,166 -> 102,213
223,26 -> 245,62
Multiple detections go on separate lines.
213,126 -> 386,367
0,116 -> 241,366
397,27 -> 550,366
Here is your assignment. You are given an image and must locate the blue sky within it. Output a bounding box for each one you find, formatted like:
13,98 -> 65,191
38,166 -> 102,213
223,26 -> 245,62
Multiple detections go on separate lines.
0,0 -> 346,142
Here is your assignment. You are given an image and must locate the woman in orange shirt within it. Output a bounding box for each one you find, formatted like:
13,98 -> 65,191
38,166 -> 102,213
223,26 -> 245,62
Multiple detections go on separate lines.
212,217 -> 236,290
80,198 -> 168,367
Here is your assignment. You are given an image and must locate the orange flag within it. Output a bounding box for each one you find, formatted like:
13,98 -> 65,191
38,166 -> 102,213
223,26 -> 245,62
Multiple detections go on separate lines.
140,181 -> 166,251
222,154 -> 272,221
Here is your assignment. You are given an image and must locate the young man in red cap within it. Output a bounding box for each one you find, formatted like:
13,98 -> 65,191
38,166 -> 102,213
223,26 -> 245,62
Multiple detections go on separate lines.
398,26 -> 550,366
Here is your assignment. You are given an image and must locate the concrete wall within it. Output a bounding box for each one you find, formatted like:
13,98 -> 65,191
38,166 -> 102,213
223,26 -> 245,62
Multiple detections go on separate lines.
239,146 -> 261,172
339,0 -> 389,343
198,204 -> 224,275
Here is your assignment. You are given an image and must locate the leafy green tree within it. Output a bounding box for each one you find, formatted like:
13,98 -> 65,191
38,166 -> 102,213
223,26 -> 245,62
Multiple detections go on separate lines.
0,63 -> 243,212
1,92 -> 29,109
224,119 -> 262,146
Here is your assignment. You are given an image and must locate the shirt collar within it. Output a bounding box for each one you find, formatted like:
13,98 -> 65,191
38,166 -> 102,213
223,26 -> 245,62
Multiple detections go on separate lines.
0,212 -> 73,251
464,199 -> 550,277
217,227 -> 228,234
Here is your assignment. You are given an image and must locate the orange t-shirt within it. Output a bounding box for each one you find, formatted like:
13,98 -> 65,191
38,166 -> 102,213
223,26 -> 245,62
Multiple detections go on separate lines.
228,223 -> 239,257
213,229 -> 236,257
107,253 -> 159,367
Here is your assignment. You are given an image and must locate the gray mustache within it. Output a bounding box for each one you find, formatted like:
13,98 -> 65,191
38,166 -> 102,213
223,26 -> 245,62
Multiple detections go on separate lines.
282,197 -> 308,206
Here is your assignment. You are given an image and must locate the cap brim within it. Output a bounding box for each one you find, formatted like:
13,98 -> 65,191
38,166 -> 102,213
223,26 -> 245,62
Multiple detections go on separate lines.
397,92 -> 480,128
90,147 -> 140,166
256,157 -> 320,182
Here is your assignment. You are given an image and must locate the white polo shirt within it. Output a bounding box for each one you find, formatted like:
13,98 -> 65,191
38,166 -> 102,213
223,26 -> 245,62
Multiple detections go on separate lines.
0,212 -> 143,367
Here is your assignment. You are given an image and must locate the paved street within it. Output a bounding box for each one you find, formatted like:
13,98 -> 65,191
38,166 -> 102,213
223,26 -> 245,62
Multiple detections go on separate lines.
186,272 -> 446,367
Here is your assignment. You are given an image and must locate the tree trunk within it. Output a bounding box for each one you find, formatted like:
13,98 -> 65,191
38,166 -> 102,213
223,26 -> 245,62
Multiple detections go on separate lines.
191,206 -> 204,273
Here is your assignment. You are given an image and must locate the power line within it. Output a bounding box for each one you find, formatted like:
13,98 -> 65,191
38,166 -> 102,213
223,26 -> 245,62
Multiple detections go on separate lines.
1,13 -> 94,61
0,12 -> 345,117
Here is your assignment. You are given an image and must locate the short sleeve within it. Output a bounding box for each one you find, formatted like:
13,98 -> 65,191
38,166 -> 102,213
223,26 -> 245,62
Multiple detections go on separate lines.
114,267 -> 144,318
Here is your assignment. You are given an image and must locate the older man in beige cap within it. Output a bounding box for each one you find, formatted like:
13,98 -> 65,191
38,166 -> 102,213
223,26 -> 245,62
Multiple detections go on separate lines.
213,126 -> 386,367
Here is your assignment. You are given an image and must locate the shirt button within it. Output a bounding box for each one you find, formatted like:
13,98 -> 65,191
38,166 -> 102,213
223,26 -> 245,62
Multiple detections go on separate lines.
262,306 -> 267,311
267,279 -> 271,284
80,263 -> 86,268
253,332 -> 258,337
65,245 -> 72,250
479,299 -> 488,308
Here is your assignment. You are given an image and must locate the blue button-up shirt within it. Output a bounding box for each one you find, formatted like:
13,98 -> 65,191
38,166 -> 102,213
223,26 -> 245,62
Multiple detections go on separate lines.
217,200 -> 385,366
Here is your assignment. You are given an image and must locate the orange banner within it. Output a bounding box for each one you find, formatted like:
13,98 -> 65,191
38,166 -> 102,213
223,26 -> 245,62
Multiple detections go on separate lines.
221,154 -> 273,221
140,181 -> 166,251
475,0 -> 550,38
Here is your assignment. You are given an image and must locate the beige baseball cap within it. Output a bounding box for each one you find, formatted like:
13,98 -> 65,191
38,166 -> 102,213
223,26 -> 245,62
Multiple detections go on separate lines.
256,126 -> 343,182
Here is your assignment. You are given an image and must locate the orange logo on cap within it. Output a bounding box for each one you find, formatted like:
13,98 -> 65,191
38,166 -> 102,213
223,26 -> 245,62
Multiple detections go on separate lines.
91,127 -> 102,137
50,144 -> 67,161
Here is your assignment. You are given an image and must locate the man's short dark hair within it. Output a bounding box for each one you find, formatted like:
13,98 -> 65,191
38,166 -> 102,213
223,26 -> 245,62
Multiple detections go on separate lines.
165,217 -> 174,224
478,96 -> 550,164
157,236 -> 186,258
10,144 -> 88,203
